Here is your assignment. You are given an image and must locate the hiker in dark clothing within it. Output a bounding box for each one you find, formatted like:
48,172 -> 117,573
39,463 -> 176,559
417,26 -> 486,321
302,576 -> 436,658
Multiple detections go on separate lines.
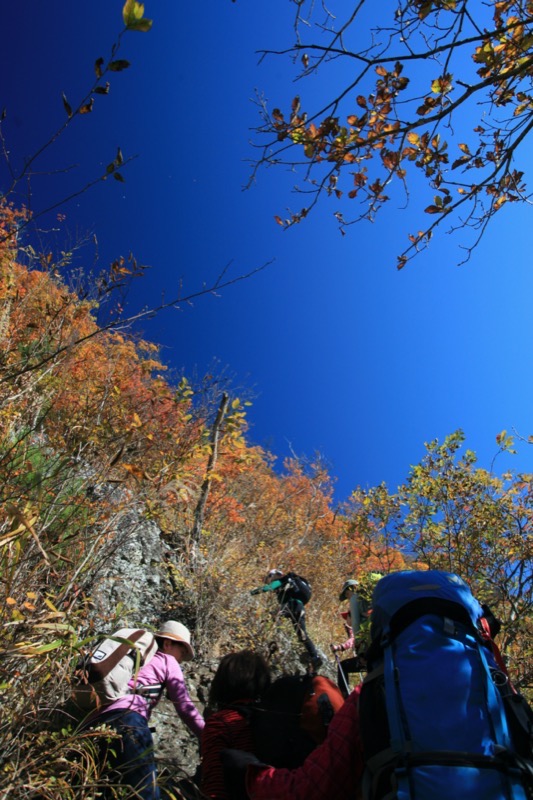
251,569 -> 322,670
201,650 -> 271,799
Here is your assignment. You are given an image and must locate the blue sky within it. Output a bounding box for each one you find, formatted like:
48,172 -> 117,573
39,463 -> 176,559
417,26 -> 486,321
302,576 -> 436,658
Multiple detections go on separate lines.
2,1 -> 533,501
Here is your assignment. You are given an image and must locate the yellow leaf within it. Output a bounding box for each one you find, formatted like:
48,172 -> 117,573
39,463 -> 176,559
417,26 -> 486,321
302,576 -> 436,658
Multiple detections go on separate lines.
6,597 -> 17,606
407,132 -> 420,145
43,598 -> 61,613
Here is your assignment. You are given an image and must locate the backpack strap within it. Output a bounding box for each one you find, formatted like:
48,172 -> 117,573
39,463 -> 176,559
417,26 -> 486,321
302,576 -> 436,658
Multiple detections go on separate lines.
88,629 -> 147,682
130,682 -> 164,709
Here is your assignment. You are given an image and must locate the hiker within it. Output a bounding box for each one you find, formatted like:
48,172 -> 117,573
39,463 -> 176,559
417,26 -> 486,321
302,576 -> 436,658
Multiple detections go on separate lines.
201,650 -> 271,799
94,620 -> 205,800
331,575 -> 381,694
250,569 -> 322,669
225,570 -> 533,800
330,607 -> 363,698
223,684 -> 364,799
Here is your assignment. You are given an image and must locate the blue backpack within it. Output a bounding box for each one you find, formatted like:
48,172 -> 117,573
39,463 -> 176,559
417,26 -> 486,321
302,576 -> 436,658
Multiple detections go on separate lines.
359,570 -> 533,800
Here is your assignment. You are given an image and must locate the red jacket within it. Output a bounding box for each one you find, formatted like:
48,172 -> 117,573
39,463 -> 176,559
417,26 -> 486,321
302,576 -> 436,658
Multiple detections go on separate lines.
201,704 -> 255,799
246,686 -> 364,800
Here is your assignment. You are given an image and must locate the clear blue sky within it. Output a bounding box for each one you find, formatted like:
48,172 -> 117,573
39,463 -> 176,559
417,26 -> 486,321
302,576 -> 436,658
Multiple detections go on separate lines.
2,1 -> 533,501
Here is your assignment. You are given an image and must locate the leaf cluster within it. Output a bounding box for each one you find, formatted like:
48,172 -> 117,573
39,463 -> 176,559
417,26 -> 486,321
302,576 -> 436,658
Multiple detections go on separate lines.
254,0 -> 533,267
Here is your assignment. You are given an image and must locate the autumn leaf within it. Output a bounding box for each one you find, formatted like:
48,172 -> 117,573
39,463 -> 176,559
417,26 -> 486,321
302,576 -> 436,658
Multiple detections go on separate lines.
122,463 -> 145,480
62,92 -> 73,118
79,99 -> 94,115
109,60 -> 131,72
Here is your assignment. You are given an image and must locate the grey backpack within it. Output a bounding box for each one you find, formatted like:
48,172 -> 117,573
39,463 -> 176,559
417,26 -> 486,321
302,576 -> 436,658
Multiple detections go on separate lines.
73,628 -> 157,711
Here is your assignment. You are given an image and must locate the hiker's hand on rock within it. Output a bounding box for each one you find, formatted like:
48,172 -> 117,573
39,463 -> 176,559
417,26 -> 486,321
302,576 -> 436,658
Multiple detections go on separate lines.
221,748 -> 265,772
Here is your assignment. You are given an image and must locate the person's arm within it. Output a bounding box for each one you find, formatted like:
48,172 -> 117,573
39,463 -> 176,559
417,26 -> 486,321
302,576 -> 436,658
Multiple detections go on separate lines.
250,580 -> 282,595
246,687 -> 364,800
201,714 -> 232,799
332,626 -> 355,653
165,656 -> 205,737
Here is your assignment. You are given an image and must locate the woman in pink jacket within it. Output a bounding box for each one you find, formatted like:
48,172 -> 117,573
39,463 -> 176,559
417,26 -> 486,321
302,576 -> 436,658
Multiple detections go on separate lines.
95,620 -> 204,799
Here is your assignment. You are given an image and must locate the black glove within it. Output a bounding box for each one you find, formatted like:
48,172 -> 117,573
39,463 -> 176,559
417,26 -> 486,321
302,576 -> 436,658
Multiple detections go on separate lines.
221,748 -> 265,772
221,749 -> 267,800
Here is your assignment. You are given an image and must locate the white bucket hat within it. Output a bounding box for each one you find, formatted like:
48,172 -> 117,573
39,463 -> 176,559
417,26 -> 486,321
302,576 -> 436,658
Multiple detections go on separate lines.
156,621 -> 195,661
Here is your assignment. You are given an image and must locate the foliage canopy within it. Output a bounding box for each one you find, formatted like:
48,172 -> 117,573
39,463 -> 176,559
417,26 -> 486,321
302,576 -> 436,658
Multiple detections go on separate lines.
253,0 -> 533,267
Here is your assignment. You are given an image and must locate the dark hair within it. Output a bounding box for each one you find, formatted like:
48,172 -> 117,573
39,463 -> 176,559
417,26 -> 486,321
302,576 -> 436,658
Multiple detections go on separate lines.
208,650 -> 271,708
155,635 -> 186,652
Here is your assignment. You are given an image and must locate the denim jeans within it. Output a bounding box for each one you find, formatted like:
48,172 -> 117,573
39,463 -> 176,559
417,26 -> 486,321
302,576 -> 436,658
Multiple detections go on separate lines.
99,710 -> 160,799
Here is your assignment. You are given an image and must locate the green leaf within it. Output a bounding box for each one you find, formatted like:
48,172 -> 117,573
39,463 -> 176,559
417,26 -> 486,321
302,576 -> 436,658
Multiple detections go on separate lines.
123,0 -> 152,31
94,83 -> 110,95
113,172 -> 125,183
127,19 -> 153,32
17,639 -> 65,656
123,0 -> 142,24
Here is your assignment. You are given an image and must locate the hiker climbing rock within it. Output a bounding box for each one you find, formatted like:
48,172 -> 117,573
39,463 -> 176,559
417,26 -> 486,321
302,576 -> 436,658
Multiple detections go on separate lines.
228,570 -> 533,800
201,650 -> 272,799
250,569 -> 322,670
331,573 -> 382,694
89,621 -> 204,799
331,606 -> 363,698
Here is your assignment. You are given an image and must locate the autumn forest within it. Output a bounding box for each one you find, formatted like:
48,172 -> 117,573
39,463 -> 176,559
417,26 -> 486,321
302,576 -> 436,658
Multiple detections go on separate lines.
1,0 -> 533,797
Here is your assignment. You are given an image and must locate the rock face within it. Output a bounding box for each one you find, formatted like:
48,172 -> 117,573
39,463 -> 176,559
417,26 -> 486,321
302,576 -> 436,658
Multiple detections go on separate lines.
88,506 -> 208,784
93,509 -> 167,627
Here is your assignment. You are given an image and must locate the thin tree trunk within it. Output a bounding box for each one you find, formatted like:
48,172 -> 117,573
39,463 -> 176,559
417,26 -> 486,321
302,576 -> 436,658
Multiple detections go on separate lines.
191,392 -> 229,568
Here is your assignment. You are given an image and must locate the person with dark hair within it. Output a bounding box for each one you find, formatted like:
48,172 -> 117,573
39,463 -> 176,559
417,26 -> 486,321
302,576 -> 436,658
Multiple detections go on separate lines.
95,621 -> 204,799
201,650 -> 271,799
251,569 -> 322,670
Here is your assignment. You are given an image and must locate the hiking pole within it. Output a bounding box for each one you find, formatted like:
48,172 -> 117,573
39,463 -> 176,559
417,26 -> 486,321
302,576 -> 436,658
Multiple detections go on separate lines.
333,651 -> 351,697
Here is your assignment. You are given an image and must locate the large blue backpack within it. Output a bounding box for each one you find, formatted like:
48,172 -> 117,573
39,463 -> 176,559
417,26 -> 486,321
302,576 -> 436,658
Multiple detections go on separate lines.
359,570 -> 533,800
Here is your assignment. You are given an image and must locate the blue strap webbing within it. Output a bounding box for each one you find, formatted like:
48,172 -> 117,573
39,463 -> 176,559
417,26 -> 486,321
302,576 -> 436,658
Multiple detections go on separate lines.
384,642 -> 413,800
